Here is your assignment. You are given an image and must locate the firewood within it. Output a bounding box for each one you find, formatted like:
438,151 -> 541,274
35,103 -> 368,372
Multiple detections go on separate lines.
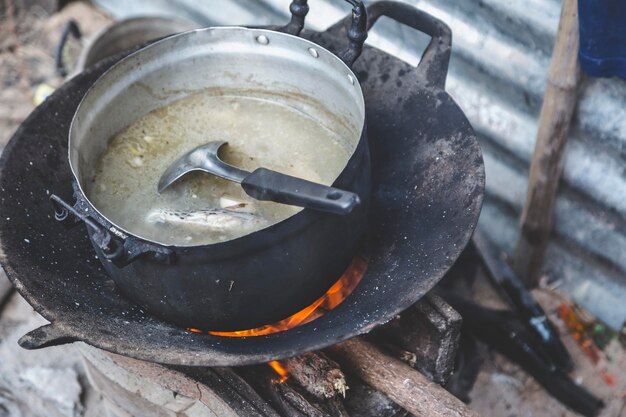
278,382 -> 327,417
343,376 -> 410,417
279,383 -> 350,417
376,294 -> 462,384
378,342 -> 418,367
284,352 -> 348,399
281,384 -> 350,417
328,338 -> 479,417
237,365 -> 342,417
323,397 -> 351,417
238,365 -> 312,417
514,0 -> 580,286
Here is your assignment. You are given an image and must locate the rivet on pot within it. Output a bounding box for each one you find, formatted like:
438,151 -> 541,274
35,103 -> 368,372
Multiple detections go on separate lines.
255,35 -> 269,45
308,47 -> 319,58
347,74 -> 355,85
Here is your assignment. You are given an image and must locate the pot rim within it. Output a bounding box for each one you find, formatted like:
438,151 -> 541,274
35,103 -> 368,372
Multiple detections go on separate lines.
68,26 -> 367,248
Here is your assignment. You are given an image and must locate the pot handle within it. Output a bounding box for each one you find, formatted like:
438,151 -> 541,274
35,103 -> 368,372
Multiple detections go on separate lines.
279,0 -> 309,36
51,194 -> 125,262
364,1 -> 452,88
337,1 -> 368,68
50,194 -> 174,267
279,0 -> 368,68
55,19 -> 82,77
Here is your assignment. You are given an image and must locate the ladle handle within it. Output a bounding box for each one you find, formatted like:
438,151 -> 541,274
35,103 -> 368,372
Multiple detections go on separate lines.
241,168 -> 360,215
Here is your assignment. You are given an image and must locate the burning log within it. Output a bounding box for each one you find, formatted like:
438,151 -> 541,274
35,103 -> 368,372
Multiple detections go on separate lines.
327,338 -> 480,417
234,365 -> 313,417
283,352 -> 348,399
270,380 -> 327,417
237,365 -> 349,417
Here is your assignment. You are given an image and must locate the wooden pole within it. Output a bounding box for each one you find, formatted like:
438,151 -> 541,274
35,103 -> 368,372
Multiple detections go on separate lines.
327,338 -> 479,417
513,0 -> 580,286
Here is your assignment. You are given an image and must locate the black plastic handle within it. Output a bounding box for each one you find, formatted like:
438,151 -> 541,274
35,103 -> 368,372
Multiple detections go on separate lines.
241,168 -> 360,215
365,1 -> 452,88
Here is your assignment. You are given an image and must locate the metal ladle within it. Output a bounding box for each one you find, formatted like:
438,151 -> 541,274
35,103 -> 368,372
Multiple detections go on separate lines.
157,141 -> 360,215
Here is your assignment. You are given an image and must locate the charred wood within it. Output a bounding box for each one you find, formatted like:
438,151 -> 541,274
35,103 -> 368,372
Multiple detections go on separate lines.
278,382 -> 327,417
376,294 -> 462,384
283,352 -> 348,399
472,229 -> 573,371
237,365 -> 348,417
167,365 -> 281,417
378,342 -> 417,368
238,365 -> 318,417
343,376 -> 410,417
444,334 -> 484,404
327,338 -> 479,417
441,292 -> 603,417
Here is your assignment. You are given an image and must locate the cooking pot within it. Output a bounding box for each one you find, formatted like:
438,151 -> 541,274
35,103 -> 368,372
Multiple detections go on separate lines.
52,3 -> 371,331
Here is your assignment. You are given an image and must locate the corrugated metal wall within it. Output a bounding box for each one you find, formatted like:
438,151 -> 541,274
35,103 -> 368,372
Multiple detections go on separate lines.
93,0 -> 626,329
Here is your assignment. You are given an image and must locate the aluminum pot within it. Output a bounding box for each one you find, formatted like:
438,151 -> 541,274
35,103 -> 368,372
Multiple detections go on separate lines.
76,16 -> 200,73
55,16 -> 199,78
53,7 -> 371,331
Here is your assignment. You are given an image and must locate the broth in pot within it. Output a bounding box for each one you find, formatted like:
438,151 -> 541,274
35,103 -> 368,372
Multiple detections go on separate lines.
87,90 -> 352,246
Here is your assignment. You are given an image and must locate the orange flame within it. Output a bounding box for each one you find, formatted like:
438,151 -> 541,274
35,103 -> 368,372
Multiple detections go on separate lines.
188,256 -> 367,337
268,361 -> 289,383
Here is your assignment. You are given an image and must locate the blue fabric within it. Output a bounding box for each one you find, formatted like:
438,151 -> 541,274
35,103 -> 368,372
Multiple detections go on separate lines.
578,0 -> 626,79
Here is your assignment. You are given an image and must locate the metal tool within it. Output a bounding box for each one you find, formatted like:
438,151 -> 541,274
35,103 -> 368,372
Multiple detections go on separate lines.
157,141 -> 361,215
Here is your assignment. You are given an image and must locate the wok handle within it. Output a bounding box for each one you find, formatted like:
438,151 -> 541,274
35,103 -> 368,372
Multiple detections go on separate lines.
241,168 -> 360,215
365,1 -> 452,88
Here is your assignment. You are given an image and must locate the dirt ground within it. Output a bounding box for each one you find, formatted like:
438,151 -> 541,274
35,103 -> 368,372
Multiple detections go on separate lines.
0,2 -> 625,417
0,1 -> 111,149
